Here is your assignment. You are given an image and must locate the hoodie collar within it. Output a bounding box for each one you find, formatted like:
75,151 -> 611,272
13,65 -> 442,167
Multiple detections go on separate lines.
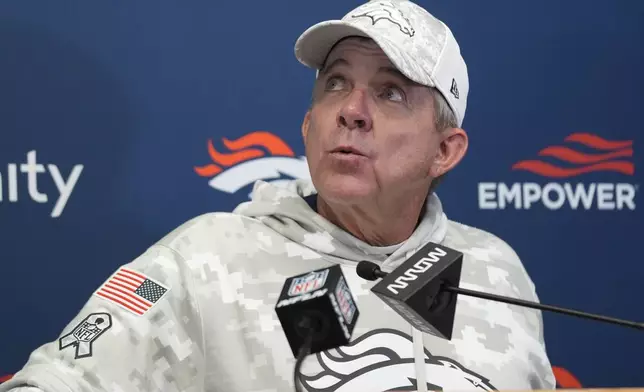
233,179 -> 448,271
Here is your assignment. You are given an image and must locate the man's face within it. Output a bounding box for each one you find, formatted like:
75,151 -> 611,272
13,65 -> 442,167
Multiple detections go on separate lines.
302,37 -> 443,205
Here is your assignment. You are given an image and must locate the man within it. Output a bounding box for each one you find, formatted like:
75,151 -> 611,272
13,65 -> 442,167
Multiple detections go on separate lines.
0,1 -> 555,391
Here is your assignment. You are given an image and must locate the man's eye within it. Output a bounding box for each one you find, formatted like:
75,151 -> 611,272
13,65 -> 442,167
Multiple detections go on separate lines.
381,86 -> 405,102
325,76 -> 345,91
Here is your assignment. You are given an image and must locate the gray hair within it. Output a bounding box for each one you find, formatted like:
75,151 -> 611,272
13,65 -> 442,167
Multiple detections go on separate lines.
428,88 -> 458,195
430,88 -> 458,132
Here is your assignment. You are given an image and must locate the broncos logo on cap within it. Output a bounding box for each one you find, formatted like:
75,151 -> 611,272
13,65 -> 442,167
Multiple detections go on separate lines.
194,131 -> 310,198
350,1 -> 415,37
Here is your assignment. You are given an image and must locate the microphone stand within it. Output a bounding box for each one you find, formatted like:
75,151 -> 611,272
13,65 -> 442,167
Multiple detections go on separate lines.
292,316 -> 318,392
442,284 -> 644,331
358,260 -> 644,331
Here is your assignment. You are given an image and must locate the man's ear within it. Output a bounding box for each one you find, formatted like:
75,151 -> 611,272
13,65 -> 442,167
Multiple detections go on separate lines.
430,128 -> 468,178
301,110 -> 311,143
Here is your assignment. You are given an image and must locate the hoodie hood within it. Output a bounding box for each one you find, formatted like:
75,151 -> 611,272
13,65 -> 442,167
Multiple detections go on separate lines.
233,179 -> 448,272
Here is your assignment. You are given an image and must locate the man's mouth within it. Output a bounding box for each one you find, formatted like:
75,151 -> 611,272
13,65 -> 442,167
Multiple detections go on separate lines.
331,146 -> 365,156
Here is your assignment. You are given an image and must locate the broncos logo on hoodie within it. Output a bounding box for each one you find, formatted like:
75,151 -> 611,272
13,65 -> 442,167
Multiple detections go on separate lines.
301,329 -> 496,392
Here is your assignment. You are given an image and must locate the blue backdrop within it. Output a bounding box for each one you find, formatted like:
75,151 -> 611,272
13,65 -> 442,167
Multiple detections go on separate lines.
1,0 -> 642,388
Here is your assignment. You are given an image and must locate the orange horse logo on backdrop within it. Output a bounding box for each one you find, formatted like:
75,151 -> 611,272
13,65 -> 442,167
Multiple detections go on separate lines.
194,131 -> 310,196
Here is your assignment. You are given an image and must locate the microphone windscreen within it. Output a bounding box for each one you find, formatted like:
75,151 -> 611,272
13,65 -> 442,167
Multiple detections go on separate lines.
370,242 -> 463,340
356,260 -> 380,281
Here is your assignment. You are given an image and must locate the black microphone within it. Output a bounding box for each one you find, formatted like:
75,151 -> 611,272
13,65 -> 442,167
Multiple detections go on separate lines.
274,264 -> 360,392
359,242 -> 464,339
357,242 -> 644,341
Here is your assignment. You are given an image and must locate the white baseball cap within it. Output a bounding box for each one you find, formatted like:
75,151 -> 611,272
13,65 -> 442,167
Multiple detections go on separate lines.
294,0 -> 469,127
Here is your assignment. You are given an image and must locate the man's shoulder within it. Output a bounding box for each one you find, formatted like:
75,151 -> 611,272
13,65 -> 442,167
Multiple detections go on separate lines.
444,218 -> 522,266
153,211 -> 269,254
444,218 -> 539,300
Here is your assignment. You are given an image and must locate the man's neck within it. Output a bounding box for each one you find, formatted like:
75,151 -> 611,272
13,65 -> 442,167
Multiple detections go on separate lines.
316,193 -> 427,246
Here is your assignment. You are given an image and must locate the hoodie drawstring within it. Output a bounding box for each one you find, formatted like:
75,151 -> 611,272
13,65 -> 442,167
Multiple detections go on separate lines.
403,248 -> 428,392
412,327 -> 428,392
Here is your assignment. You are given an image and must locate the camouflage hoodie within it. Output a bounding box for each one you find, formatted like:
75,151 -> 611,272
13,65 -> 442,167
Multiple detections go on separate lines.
0,179 -> 555,392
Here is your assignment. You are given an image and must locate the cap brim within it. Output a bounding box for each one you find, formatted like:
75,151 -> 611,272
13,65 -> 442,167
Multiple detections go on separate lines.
294,20 -> 432,91
295,20 -> 379,70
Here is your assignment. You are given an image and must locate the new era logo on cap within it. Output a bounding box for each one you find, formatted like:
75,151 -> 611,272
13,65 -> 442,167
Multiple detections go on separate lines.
450,79 -> 459,99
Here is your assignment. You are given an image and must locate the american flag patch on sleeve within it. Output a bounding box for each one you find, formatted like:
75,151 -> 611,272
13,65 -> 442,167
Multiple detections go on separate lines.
93,267 -> 170,316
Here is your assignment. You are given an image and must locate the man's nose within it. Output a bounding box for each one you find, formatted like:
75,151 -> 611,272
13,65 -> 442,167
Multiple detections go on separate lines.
337,90 -> 372,131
